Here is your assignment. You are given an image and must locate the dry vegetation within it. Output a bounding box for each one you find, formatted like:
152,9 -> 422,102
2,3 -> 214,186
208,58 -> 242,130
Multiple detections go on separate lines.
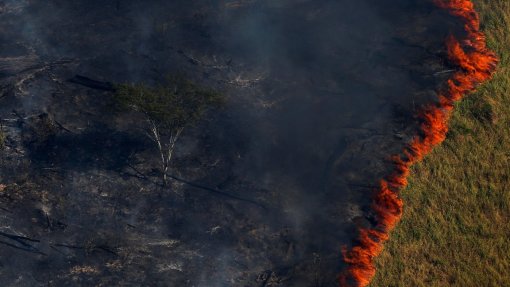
371,1 -> 510,286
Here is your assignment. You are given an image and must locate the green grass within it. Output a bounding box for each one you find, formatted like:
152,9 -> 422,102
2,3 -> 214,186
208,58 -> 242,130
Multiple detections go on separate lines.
370,1 -> 510,286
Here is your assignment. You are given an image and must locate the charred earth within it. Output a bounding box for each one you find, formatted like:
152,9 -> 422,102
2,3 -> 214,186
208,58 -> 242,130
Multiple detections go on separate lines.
0,1 -> 468,286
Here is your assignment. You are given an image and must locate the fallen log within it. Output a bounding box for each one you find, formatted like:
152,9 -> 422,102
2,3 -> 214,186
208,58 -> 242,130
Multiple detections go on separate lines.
68,75 -> 115,91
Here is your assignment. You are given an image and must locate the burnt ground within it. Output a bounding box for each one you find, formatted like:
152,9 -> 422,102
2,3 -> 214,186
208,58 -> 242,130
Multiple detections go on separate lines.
0,1 -> 463,286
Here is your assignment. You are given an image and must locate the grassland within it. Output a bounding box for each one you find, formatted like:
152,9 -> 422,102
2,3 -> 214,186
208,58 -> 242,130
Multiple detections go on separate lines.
370,1 -> 510,286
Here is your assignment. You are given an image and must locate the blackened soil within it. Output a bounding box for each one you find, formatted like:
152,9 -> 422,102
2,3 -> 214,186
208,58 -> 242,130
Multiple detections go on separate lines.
0,0 -> 462,286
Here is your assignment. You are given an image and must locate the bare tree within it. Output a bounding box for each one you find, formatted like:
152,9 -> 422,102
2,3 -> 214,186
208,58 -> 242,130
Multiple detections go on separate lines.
114,76 -> 224,185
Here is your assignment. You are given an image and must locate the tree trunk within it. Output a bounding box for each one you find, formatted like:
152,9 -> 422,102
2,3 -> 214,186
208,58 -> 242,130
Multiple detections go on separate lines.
146,119 -> 183,187
161,128 -> 183,186
163,162 -> 169,186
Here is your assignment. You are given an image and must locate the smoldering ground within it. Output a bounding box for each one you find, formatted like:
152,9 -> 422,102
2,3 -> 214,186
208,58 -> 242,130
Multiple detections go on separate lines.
0,0 -> 459,286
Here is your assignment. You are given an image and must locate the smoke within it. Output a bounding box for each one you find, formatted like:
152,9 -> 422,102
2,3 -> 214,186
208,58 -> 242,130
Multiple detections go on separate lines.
0,0 -> 470,286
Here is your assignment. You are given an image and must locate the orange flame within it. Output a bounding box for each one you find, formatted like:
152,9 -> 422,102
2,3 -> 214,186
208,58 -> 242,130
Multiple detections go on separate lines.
339,1 -> 498,286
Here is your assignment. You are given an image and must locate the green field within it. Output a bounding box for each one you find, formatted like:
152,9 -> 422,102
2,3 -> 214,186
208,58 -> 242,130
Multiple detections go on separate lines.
370,1 -> 510,286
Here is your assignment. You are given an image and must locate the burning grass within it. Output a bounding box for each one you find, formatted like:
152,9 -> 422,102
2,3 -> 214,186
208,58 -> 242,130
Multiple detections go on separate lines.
370,1 -> 510,286
339,0 -> 503,286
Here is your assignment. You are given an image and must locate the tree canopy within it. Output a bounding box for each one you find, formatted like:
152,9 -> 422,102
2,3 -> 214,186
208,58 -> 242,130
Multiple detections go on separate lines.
114,75 -> 225,132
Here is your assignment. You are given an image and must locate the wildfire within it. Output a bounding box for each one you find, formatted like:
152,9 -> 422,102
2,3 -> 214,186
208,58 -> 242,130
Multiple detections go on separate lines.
339,1 -> 498,286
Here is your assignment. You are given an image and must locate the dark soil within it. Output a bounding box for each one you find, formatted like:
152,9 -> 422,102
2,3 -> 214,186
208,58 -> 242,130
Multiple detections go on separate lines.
0,0 -> 461,286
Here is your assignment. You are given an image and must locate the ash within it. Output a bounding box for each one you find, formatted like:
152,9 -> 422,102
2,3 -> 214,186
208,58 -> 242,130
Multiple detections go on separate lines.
0,0 -> 459,286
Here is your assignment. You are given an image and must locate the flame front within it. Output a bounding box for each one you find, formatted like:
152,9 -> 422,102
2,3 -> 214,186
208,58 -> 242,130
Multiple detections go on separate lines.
339,1 -> 498,286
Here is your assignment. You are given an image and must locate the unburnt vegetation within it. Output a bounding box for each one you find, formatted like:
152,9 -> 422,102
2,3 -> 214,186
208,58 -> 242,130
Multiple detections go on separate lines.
371,1 -> 510,286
